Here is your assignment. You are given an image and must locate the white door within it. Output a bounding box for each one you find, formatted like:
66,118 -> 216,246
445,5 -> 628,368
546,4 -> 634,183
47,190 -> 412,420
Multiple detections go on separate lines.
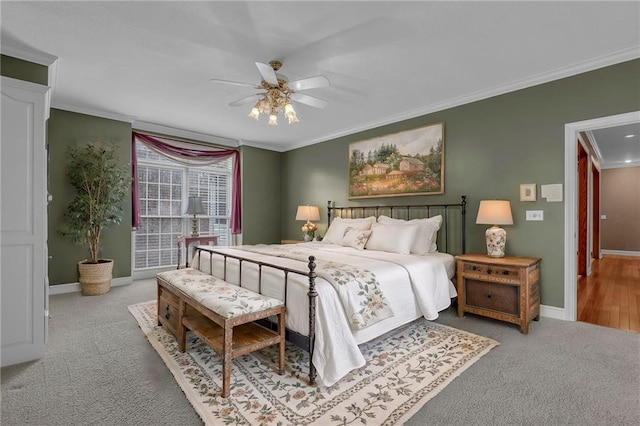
1,77 -> 50,367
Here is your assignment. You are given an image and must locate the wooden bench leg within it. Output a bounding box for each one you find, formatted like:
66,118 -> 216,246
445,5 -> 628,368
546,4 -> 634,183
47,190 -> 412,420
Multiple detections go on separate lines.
178,300 -> 187,352
278,309 -> 285,375
222,322 -> 233,398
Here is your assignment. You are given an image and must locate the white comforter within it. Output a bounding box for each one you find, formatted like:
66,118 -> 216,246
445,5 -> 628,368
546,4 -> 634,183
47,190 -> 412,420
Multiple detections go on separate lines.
191,242 -> 456,387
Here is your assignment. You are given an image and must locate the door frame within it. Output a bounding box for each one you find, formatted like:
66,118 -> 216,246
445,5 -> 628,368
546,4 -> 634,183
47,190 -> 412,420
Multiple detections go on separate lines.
564,111 -> 640,321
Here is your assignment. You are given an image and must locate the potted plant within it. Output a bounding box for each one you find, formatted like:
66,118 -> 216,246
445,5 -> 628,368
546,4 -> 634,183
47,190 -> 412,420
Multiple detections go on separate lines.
65,140 -> 129,295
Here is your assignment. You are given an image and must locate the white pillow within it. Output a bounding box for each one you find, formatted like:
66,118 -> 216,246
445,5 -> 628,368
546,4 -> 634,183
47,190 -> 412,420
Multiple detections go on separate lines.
322,216 -> 376,244
377,215 -> 443,253
341,227 -> 372,250
364,222 -> 418,254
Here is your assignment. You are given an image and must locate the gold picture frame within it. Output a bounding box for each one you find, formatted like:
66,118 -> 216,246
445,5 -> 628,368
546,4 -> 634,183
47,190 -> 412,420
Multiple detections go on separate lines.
520,183 -> 536,201
348,122 -> 444,199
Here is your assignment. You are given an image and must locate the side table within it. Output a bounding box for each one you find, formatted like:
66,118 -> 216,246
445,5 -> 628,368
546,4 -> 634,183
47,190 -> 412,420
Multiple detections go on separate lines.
177,235 -> 218,269
455,253 -> 541,334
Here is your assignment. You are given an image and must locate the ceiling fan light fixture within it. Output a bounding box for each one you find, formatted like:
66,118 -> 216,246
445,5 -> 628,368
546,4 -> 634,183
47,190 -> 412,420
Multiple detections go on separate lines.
248,107 -> 260,121
284,102 -> 299,124
218,60 -> 328,126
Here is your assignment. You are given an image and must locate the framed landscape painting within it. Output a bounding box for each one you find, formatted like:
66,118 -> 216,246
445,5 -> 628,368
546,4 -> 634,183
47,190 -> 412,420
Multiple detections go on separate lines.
348,122 -> 444,199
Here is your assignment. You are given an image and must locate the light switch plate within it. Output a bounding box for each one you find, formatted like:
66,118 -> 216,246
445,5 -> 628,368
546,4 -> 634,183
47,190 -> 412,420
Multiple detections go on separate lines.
526,210 -> 544,221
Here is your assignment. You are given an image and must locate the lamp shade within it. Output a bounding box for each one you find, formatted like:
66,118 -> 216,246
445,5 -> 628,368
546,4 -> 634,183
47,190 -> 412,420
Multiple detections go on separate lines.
184,196 -> 206,215
476,200 -> 513,225
295,205 -> 320,221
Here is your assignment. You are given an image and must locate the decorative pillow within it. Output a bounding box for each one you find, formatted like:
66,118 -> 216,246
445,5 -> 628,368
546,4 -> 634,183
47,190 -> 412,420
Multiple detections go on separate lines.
377,215 -> 443,253
322,216 -> 376,244
364,222 -> 418,254
340,227 -> 372,250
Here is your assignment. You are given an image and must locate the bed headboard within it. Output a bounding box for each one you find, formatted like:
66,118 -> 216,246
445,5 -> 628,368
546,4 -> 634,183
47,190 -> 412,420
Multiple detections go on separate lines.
327,195 -> 467,255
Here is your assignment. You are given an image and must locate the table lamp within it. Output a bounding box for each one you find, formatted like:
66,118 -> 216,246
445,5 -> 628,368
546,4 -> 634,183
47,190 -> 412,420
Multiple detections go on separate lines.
296,205 -> 320,241
185,196 -> 206,236
476,200 -> 513,257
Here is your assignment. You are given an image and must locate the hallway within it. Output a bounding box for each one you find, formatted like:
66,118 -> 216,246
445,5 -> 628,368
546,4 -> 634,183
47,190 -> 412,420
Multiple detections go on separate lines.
577,254 -> 640,333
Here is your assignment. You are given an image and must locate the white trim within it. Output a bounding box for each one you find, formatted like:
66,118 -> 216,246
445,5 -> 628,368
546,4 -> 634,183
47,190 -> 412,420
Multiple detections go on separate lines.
540,304 -> 566,321
1,43 -> 58,67
564,111 -> 640,321
52,102 -> 137,123
133,121 -> 239,148
48,276 -> 133,295
238,139 -> 287,152
601,249 -> 640,257
585,130 -> 605,165
287,47 -> 640,151
1,76 -> 49,94
132,266 -> 175,281
601,160 -> 640,169
0,43 -> 59,103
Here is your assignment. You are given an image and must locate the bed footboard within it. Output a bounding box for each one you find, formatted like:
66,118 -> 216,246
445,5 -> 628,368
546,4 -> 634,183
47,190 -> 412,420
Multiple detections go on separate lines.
193,246 -> 318,385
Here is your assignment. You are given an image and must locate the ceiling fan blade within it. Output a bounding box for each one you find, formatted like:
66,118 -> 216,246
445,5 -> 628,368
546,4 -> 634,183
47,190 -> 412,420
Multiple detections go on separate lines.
229,94 -> 261,107
290,92 -> 328,109
287,75 -> 330,91
210,78 -> 257,88
255,62 -> 279,85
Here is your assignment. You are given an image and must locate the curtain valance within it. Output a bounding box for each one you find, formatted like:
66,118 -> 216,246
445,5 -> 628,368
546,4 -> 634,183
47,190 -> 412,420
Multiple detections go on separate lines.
131,132 -> 241,234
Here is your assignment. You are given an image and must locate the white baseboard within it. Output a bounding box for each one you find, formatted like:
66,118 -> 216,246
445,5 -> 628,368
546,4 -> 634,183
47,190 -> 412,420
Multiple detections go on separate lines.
49,276 -> 133,295
540,304 -> 566,320
601,249 -> 640,257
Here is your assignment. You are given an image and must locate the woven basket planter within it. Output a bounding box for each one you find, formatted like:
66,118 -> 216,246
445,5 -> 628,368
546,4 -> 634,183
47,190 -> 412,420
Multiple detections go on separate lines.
78,259 -> 113,296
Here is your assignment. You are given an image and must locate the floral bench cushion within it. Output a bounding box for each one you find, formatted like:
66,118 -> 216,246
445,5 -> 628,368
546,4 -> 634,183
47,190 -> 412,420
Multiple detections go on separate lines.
157,268 -> 284,319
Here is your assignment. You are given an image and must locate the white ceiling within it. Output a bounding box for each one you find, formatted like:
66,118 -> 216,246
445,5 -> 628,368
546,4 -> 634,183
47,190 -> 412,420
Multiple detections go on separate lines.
2,1 -> 639,155
590,123 -> 640,169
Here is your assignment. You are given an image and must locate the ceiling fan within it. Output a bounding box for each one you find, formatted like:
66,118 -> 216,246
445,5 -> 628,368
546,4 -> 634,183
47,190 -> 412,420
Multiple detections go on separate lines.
210,60 -> 329,125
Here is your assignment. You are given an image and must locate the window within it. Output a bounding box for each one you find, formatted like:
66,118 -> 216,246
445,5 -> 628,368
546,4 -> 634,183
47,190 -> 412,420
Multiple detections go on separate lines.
134,142 -> 232,271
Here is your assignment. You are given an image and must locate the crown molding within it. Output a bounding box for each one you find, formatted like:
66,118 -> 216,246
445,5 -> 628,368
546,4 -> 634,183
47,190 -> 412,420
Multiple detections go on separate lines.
286,46 -> 640,151
133,121 -> 239,148
0,43 -> 57,66
601,160 -> 640,169
237,139 -> 287,152
52,102 -> 137,123
1,42 -> 59,100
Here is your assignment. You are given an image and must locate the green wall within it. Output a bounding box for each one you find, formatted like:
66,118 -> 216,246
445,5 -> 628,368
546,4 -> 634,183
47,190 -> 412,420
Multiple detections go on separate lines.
0,54 -> 48,85
47,109 -> 132,285
240,145 -> 282,244
282,59 -> 640,309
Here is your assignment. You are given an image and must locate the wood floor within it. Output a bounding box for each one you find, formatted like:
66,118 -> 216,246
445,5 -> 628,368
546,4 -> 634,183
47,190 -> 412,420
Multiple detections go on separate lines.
577,254 -> 640,333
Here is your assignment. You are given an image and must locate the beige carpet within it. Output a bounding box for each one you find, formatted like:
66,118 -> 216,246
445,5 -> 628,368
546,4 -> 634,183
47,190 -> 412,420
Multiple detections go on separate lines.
129,300 -> 498,425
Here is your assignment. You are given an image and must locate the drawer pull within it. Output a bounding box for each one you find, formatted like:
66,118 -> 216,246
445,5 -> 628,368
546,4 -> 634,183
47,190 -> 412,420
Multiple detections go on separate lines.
487,294 -> 492,299
165,312 -> 171,320
487,267 -> 492,274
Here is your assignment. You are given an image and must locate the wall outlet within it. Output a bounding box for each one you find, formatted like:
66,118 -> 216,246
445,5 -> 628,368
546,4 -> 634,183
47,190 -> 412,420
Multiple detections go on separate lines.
526,210 -> 544,221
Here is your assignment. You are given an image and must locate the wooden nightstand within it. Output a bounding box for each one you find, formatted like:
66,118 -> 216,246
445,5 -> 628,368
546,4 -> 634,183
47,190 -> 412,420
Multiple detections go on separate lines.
455,254 -> 541,334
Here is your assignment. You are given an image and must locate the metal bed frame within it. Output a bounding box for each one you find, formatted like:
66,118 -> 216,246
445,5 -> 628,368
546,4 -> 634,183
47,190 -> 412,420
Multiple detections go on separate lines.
193,195 -> 467,385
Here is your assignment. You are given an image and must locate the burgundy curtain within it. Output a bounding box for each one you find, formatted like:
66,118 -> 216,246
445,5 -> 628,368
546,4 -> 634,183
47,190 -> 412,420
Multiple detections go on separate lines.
131,132 -> 242,234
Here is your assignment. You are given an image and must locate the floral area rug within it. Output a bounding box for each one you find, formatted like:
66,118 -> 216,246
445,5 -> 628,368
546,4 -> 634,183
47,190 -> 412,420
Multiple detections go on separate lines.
129,300 -> 498,425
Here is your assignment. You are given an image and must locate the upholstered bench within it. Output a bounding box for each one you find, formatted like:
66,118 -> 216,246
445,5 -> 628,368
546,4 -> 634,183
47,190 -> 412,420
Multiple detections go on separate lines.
156,268 -> 286,397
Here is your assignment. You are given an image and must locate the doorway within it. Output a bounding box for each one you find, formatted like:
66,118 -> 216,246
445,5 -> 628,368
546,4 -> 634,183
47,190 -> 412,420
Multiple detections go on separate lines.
564,111 -> 640,321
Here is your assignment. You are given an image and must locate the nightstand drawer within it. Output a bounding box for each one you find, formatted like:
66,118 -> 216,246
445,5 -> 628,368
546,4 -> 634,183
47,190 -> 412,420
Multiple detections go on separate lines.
465,279 -> 519,316
463,262 -> 519,278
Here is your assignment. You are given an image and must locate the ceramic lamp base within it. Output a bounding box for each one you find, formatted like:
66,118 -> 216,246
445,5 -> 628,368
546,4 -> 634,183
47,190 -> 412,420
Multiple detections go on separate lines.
485,226 -> 507,257
191,215 -> 199,237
